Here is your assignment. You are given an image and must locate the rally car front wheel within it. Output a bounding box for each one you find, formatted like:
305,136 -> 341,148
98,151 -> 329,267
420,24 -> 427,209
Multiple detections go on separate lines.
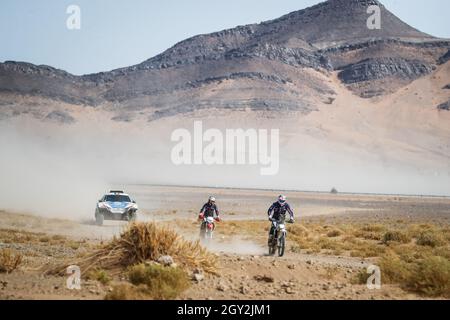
95,213 -> 104,226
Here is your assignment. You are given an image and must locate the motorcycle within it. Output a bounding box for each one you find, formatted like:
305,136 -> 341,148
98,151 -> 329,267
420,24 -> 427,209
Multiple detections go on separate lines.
268,218 -> 292,257
199,214 -> 220,242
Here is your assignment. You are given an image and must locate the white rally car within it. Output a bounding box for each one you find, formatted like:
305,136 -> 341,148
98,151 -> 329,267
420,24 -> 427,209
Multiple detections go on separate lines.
95,190 -> 138,226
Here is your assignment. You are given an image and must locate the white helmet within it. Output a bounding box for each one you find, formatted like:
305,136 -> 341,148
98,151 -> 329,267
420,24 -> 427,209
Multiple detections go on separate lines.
209,196 -> 216,203
278,195 -> 286,205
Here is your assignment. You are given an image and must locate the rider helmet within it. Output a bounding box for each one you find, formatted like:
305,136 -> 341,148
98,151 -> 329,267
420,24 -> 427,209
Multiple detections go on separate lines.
209,196 -> 216,203
278,195 -> 286,206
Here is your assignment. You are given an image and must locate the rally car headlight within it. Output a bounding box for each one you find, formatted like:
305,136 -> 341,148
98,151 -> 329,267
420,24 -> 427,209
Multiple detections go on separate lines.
126,203 -> 138,210
98,202 -> 112,210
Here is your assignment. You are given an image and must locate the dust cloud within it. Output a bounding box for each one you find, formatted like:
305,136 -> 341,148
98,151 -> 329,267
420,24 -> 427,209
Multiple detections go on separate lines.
0,115 -> 449,221
0,118 -> 170,220
204,239 -> 266,256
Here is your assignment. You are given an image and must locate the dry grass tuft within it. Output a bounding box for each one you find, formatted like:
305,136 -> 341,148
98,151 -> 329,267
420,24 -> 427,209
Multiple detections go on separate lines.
0,249 -> 23,273
45,222 -> 217,276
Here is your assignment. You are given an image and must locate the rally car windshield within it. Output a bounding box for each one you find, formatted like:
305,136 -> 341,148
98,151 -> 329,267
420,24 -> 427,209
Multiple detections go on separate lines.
104,195 -> 131,202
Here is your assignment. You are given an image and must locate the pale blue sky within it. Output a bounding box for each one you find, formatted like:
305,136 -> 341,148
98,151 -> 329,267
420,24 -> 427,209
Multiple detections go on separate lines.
1,0 -> 449,75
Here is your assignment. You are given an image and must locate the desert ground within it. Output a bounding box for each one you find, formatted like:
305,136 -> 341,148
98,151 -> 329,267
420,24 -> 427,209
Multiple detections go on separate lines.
1,185 -> 449,300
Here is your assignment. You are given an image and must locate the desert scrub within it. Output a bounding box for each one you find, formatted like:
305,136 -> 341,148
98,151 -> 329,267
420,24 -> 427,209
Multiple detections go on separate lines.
407,223 -> 435,236
67,241 -> 82,250
382,230 -> 411,245
326,229 -> 342,238
0,228 -> 47,244
45,222 -> 218,276
404,256 -> 450,297
350,243 -> 385,258
378,251 -> 412,284
353,268 -> 372,285
354,230 -> 383,241
87,269 -> 111,285
105,283 -> 148,300
415,231 -> 445,248
352,224 -> 385,241
317,238 -> 340,251
127,263 -> 190,300
289,224 -> 309,237
39,236 -> 51,243
379,250 -> 450,298
0,249 -> 23,273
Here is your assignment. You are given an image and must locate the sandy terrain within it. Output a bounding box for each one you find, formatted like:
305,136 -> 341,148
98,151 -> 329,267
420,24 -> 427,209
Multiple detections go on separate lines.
1,185 -> 449,300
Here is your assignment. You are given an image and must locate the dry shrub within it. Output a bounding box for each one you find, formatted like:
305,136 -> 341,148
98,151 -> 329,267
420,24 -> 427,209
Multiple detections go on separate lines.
382,230 -> 410,245
404,256 -> 450,297
45,222 -> 217,276
0,249 -> 23,273
432,246 -> 450,260
407,224 -> 435,237
353,224 -> 385,241
416,231 -> 444,248
326,229 -> 342,238
39,236 -> 50,243
442,227 -> 450,242
391,244 -> 430,263
353,268 -> 371,285
317,238 -> 340,251
355,230 -> 383,241
127,264 -> 190,300
379,251 -> 412,284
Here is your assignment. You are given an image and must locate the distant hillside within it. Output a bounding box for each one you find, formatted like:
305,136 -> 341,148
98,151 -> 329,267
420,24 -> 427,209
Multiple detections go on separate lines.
0,0 -> 449,122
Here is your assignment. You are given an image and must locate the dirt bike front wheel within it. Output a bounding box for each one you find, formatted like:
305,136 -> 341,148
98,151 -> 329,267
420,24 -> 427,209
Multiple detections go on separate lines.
268,245 -> 276,256
278,234 -> 286,257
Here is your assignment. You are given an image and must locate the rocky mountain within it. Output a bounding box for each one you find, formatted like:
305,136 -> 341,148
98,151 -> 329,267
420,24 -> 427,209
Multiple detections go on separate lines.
0,0 -> 449,122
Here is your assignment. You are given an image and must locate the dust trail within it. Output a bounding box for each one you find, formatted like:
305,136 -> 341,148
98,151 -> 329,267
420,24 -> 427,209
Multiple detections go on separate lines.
203,239 -> 266,256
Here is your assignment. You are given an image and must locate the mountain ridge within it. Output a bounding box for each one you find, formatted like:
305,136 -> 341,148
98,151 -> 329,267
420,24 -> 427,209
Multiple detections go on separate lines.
1,0 -> 449,120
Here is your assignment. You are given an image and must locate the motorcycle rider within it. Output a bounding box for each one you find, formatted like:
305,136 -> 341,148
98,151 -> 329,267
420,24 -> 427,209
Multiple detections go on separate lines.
199,196 -> 221,236
267,195 -> 295,245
